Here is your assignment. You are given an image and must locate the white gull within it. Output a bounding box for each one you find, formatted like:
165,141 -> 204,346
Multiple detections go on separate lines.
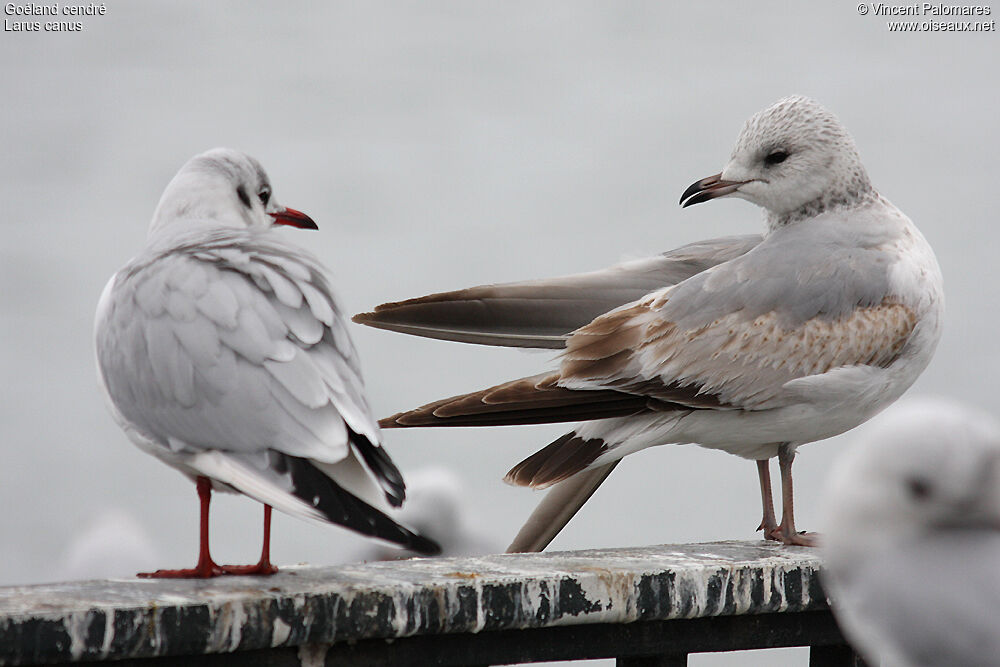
357,467 -> 505,561
95,148 -> 439,577
822,398 -> 1000,666
354,96 -> 944,549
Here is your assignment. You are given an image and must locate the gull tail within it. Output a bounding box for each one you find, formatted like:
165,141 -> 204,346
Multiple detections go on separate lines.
191,451 -> 441,556
507,461 -> 620,553
274,454 -> 441,555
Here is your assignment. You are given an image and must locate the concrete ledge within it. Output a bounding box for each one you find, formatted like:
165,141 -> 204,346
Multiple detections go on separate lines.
0,541 -> 829,665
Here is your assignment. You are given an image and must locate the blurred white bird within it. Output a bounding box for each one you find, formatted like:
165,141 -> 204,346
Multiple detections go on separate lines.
359,467 -> 504,561
55,508 -> 159,581
822,397 -> 1000,667
355,96 -> 944,550
95,148 -> 438,578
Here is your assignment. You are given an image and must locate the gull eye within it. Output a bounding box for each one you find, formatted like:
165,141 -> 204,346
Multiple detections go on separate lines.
764,150 -> 788,166
236,185 -> 252,208
906,476 -> 933,501
258,189 -> 271,206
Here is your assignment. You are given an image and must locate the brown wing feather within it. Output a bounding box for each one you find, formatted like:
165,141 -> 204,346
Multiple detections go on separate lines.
378,296 -> 915,430
495,298 -> 917,491
378,369 -> 728,429
560,296 -> 918,409
379,373 -> 655,428
504,433 -> 608,489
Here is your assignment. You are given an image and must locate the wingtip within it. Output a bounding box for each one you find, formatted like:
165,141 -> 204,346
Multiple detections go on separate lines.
386,489 -> 405,508
503,466 -> 547,489
379,409 -> 440,428
504,433 -> 607,490
378,414 -> 403,429
502,472 -> 520,487
351,298 -> 419,325
410,533 -> 443,556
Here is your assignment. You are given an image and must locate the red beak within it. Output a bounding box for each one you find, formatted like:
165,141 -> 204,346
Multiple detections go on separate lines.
271,207 -> 318,230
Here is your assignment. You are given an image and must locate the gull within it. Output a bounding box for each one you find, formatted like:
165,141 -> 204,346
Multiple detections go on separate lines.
354,96 -> 944,549
821,398 -> 1000,667
358,467 -> 505,561
95,148 -> 439,578
55,508 -> 158,581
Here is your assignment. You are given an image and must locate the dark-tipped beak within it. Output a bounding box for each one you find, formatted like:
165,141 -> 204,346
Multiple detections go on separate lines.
679,173 -> 747,208
271,207 -> 318,230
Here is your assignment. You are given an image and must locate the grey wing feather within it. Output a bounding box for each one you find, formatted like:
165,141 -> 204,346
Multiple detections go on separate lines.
353,235 -> 762,349
97,234 -> 381,469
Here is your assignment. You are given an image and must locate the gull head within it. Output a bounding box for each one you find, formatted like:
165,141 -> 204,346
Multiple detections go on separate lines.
148,148 -> 316,237
680,96 -> 873,225
822,398 -> 1000,565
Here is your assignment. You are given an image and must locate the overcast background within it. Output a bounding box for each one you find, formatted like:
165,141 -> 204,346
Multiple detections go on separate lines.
2,3 -> 997,665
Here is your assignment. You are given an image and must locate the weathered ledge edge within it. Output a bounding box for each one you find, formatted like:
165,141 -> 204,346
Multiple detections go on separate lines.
0,540 -> 827,665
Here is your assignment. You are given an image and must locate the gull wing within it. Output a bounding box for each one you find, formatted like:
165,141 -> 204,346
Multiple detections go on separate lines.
353,235 -> 763,349
558,222 -> 917,410
506,461 -> 619,553
380,224 -> 918,483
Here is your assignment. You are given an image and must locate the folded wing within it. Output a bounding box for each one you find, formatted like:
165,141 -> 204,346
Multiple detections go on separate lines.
96,231 -> 437,553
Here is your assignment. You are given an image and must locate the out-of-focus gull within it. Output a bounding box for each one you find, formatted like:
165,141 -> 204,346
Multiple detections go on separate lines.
360,467 -> 504,560
55,508 -> 158,581
821,398 -> 1000,667
95,148 -> 439,578
355,96 -> 944,549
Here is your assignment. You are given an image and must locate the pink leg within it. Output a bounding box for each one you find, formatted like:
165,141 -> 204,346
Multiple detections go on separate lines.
772,444 -> 818,547
756,459 -> 779,539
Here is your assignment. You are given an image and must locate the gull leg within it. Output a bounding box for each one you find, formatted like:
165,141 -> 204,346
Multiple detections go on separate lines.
220,505 -> 279,575
139,480 -> 279,578
756,459 -> 780,539
773,443 -> 818,547
139,476 -> 226,578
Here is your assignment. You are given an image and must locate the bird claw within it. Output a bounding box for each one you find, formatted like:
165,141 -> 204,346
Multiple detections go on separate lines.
762,526 -> 819,547
782,531 -> 820,547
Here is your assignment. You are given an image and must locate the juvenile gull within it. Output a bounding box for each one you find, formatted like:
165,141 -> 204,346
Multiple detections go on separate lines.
821,398 -> 1000,666
95,149 -> 438,577
354,96 -> 944,549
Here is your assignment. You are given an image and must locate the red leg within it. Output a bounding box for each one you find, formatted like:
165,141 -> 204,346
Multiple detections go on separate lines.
220,505 -> 278,575
756,459 -> 779,539
139,481 -> 280,578
139,476 -> 227,578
